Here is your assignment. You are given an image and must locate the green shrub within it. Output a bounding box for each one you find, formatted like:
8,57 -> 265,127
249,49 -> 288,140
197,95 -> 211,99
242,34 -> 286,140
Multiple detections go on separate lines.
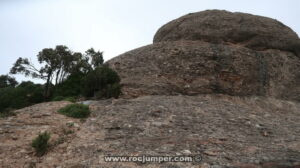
0,86 -> 28,110
58,104 -> 90,118
52,73 -> 84,98
0,108 -> 16,118
0,82 -> 44,116
82,66 -> 121,98
52,96 -> 65,101
95,83 -> 121,99
0,87 -> 15,113
31,132 -> 51,156
64,97 -> 76,103
18,81 -> 44,104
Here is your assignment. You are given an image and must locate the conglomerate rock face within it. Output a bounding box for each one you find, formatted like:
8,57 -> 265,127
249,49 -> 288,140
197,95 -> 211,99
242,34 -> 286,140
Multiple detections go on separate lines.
108,10 -> 300,101
153,10 -> 300,56
1,96 -> 300,168
1,10 -> 300,168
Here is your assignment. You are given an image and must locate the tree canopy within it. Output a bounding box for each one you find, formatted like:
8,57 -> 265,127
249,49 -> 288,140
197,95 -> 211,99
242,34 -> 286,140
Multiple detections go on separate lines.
0,75 -> 18,88
10,45 -> 104,98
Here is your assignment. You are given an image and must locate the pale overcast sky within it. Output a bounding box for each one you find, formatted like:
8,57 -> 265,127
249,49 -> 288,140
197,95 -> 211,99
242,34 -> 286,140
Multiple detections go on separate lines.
0,0 -> 299,82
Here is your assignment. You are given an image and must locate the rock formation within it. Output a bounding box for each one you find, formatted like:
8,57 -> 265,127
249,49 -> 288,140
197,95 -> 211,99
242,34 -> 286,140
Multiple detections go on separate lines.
1,97 -> 300,168
154,10 -> 300,56
108,10 -> 300,101
1,10 -> 300,168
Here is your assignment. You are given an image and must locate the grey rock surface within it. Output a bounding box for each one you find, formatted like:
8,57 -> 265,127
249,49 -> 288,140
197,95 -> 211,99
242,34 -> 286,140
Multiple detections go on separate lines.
108,10 -> 300,101
1,95 -> 300,167
153,10 -> 300,57
108,41 -> 300,101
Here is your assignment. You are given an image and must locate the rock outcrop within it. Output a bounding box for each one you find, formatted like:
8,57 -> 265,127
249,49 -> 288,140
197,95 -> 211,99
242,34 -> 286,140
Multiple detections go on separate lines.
1,96 -> 300,167
1,10 -> 300,168
154,10 -> 300,56
108,10 -> 300,101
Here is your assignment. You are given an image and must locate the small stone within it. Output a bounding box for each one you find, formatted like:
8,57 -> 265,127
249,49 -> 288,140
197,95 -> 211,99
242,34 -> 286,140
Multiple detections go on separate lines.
46,157 -> 53,161
66,121 -> 75,127
152,121 -> 163,126
73,123 -> 80,128
204,150 -> 218,156
255,124 -> 263,128
42,113 -> 51,117
200,163 -> 210,168
184,84 -> 190,88
182,149 -> 192,155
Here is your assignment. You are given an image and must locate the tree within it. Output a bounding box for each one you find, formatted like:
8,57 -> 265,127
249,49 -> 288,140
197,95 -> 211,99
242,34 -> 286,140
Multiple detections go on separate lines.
10,45 -> 105,99
10,57 -> 44,78
52,72 -> 85,98
37,48 -> 58,98
82,66 -> 121,98
10,48 -> 60,98
0,75 -> 18,88
85,48 -> 104,68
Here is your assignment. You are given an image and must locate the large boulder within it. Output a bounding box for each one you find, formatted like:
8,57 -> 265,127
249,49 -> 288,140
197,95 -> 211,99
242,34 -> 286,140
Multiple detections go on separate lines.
153,10 -> 300,56
108,10 -> 300,101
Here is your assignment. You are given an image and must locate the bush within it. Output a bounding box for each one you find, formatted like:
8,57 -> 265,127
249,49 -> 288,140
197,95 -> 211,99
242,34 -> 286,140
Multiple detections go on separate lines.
58,104 -> 90,118
18,81 -> 44,104
0,87 -> 15,113
95,83 -> 121,99
0,81 -> 44,116
0,86 -> 28,111
52,96 -> 65,101
0,108 -> 16,118
52,73 -> 84,98
82,66 -> 121,98
64,97 -> 76,103
52,96 -> 76,102
31,132 -> 51,156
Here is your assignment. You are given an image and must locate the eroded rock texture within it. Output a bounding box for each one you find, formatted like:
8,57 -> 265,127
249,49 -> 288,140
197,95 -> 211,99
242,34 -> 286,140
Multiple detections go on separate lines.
108,10 -> 300,101
1,10 -> 300,168
1,96 -> 300,168
153,10 -> 300,56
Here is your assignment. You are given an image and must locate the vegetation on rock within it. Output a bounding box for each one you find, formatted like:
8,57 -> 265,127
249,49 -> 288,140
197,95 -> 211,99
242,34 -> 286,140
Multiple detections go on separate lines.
0,81 -> 44,117
10,46 -> 108,99
52,96 -> 65,101
31,132 -> 51,156
0,46 -> 121,116
63,97 -> 77,103
82,66 -> 121,99
58,104 -> 90,118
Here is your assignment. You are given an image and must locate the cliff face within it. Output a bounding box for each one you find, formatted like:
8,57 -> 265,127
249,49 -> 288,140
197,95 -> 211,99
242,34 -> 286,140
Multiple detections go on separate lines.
1,10 -> 300,168
108,10 -> 300,101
